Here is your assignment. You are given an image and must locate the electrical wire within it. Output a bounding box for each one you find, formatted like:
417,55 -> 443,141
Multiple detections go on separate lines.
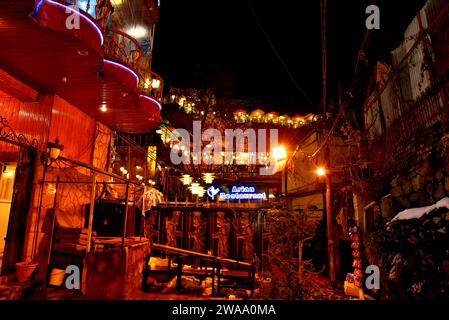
245,0 -> 319,111
295,1 -> 377,160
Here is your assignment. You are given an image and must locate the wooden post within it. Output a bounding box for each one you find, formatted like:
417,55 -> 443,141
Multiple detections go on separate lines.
44,176 -> 60,288
86,175 -> 97,253
122,182 -> 130,248
32,163 -> 48,261
81,176 -> 96,297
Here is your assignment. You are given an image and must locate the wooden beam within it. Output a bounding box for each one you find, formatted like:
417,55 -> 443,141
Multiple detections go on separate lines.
0,68 -> 38,102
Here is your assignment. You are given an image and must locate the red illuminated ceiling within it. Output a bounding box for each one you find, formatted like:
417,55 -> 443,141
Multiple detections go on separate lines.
0,0 -> 161,133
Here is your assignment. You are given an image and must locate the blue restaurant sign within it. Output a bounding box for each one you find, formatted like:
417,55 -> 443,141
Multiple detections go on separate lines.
206,185 -> 267,201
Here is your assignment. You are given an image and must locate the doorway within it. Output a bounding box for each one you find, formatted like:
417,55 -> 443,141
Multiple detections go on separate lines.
0,147 -> 35,274
0,163 -> 16,271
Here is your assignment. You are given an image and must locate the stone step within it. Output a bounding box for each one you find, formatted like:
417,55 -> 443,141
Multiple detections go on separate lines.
0,284 -> 22,300
0,277 -> 44,300
0,274 -> 14,285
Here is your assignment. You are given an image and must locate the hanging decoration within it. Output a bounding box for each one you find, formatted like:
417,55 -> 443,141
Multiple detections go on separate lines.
344,226 -> 364,297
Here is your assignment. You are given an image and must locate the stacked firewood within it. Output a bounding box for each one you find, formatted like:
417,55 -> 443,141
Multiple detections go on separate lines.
52,228 -> 96,268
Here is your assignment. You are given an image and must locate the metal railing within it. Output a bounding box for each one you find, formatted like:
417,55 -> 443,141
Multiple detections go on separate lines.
104,29 -> 143,70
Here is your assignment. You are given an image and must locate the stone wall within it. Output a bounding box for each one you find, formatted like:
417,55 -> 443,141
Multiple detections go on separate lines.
382,130 -> 449,217
84,241 -> 150,299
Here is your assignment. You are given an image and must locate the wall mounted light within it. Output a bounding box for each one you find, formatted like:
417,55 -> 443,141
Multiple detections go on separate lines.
42,138 -> 64,166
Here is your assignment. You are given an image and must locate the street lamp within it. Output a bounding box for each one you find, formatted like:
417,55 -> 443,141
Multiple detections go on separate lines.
272,145 -> 287,161
315,166 -> 337,285
315,167 -> 327,177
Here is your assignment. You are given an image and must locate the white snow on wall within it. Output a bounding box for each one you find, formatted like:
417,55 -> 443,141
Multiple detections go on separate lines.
391,197 -> 449,222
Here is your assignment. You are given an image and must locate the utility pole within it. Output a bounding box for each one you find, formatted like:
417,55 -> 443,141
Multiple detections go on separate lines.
325,171 -> 336,285
320,0 -> 336,286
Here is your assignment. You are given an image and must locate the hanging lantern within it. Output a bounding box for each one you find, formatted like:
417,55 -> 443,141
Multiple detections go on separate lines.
202,172 -> 215,184
197,186 -> 205,197
250,109 -> 265,122
179,96 -> 186,105
151,78 -> 161,89
293,115 -> 305,127
293,114 -> 304,122
233,109 -> 247,123
265,112 -> 279,124
279,114 -> 290,125
189,182 -> 200,195
181,174 -> 192,185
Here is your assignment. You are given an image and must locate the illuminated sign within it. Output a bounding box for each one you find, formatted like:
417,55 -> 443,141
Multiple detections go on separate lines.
206,185 -> 267,201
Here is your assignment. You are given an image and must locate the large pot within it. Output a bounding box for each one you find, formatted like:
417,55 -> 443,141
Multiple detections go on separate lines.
15,262 -> 38,283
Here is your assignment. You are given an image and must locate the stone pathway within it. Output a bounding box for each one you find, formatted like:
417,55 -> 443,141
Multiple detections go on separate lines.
301,274 -> 354,300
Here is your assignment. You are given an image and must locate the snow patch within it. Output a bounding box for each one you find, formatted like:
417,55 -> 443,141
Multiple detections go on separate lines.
391,197 -> 449,222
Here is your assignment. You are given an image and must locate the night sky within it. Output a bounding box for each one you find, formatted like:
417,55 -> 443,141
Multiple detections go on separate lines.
152,0 -> 428,116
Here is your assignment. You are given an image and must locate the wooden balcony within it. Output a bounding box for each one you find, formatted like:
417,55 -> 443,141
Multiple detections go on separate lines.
0,0 -> 163,133
66,0 -> 164,103
103,28 -> 164,102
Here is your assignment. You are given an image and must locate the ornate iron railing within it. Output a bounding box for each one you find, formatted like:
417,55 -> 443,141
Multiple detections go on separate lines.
0,115 -> 40,150
63,0 -> 114,30
103,30 -> 164,101
104,29 -> 143,70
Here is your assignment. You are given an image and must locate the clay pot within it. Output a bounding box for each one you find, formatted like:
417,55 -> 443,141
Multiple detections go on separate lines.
15,262 -> 38,283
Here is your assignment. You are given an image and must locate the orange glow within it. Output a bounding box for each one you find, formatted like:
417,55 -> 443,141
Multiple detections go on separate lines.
272,145 -> 287,161
315,167 -> 327,177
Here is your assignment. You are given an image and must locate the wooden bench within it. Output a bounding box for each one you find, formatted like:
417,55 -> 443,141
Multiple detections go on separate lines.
216,257 -> 256,298
144,244 -> 218,293
146,244 -> 256,297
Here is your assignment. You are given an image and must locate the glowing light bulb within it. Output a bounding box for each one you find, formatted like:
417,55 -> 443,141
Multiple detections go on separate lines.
315,167 -> 327,177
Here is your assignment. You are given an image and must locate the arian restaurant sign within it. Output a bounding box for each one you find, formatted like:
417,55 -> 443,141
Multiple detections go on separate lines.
206,185 -> 267,201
